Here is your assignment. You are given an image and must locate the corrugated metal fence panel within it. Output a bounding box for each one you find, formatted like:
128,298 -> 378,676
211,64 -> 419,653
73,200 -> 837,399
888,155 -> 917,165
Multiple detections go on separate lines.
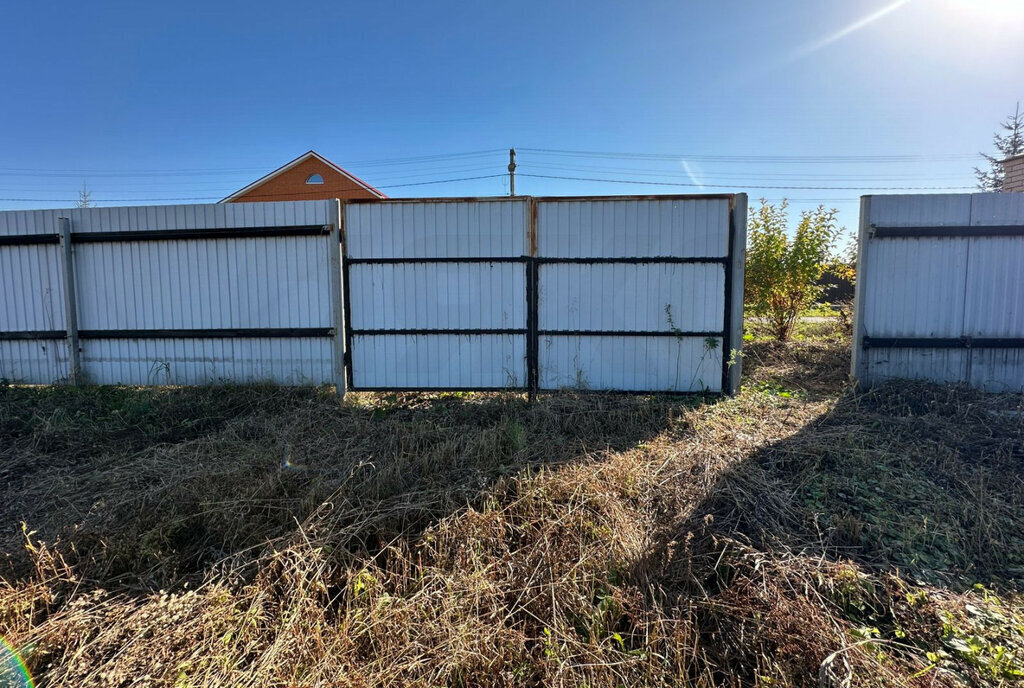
351,334 -> 525,389
535,197 -> 730,392
537,198 -> 730,258
82,338 -> 333,386
538,262 -> 724,332
74,237 -> 331,330
0,202 -> 330,235
962,238 -> 1024,337
538,335 -> 723,392
345,200 -> 527,259
344,199 -> 528,390
0,244 -> 66,331
860,238 -> 968,338
0,201 -> 336,386
349,262 -> 526,330
857,193 -> 1024,392
965,195 -> 1024,392
0,341 -> 68,384
869,194 -> 972,227
0,212 -> 68,383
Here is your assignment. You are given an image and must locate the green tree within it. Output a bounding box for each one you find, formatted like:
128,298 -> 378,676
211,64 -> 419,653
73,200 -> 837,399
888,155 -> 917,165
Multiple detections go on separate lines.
975,102 -> 1024,192
745,199 -> 841,341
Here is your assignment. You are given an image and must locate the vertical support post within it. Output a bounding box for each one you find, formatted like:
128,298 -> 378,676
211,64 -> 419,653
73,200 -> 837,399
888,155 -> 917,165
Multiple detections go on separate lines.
849,195 -> 872,386
724,194 -> 748,395
58,217 -> 81,384
526,197 -> 538,399
327,199 -> 347,399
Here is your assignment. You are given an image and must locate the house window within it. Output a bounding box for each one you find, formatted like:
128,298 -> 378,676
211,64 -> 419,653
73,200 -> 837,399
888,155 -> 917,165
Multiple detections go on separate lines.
306,173 -> 324,184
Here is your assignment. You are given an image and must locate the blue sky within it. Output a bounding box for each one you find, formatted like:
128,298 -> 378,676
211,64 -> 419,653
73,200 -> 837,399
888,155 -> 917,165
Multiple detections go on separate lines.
1,0 -> 1022,233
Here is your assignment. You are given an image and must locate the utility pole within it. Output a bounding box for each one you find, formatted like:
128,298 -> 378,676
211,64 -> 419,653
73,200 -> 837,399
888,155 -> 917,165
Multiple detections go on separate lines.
508,148 -> 516,196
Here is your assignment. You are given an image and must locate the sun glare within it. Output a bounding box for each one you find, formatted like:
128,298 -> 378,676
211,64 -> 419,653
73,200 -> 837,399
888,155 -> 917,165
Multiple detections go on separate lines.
942,0 -> 1024,20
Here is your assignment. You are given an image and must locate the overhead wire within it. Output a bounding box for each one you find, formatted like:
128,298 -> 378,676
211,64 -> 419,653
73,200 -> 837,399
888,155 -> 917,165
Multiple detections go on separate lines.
518,147 -> 979,163
517,173 -> 974,191
0,174 -> 509,203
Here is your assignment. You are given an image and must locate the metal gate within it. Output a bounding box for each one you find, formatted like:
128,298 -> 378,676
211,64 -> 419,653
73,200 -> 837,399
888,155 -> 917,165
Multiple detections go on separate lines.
342,194 -> 746,394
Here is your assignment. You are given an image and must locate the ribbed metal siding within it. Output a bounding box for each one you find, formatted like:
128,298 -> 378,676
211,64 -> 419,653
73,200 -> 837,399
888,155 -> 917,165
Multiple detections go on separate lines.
857,193 -> 1024,391
344,199 -> 528,389
348,263 -> 525,330
352,334 -> 525,389
537,198 -> 729,258
0,340 -> 68,384
346,200 -> 527,259
82,338 -> 333,385
538,335 -> 722,392
861,238 -> 968,338
0,201 -> 336,386
538,263 -> 724,332
536,198 -> 730,392
74,237 -> 331,330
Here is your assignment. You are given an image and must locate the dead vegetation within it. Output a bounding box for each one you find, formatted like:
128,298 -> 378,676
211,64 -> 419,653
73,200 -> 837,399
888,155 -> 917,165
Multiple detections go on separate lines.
1,333 -> 1023,686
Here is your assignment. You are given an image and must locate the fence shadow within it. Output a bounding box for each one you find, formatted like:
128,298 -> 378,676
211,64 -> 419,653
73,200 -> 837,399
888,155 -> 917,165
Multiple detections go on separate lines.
621,370 -> 1024,683
0,383 -> 714,589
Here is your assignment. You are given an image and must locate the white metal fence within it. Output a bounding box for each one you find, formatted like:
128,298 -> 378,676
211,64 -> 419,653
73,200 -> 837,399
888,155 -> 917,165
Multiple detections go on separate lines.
852,193 -> 1024,392
343,195 -> 747,394
0,201 -> 345,388
1,194 -> 747,394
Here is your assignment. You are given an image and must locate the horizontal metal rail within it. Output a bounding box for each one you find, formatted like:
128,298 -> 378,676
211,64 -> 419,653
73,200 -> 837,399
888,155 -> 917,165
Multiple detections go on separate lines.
539,329 -> 723,338
0,327 -> 332,341
351,328 -> 526,336
871,224 -> 1024,239
535,256 -> 726,264
863,336 -> 1024,349
346,256 -> 526,265
0,225 -> 329,246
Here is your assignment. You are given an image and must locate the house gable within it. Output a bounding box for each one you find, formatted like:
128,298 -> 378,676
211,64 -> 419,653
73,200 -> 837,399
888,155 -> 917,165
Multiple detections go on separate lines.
221,151 -> 385,203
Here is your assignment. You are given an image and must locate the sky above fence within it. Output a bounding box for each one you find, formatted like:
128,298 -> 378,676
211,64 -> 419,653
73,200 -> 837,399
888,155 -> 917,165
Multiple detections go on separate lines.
1,0 -> 1022,234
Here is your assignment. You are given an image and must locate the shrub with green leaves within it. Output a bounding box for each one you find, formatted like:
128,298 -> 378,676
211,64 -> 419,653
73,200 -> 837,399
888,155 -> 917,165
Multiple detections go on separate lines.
745,199 -> 842,341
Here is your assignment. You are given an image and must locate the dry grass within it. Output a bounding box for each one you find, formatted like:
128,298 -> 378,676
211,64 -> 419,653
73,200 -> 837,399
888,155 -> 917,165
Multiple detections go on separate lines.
1,332 -> 1023,686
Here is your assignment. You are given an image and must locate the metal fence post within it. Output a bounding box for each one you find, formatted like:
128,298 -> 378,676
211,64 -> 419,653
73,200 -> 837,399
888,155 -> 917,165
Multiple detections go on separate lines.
526,198 -> 539,400
58,217 -> 81,384
328,200 -> 347,399
725,194 -> 748,395
849,196 -> 871,386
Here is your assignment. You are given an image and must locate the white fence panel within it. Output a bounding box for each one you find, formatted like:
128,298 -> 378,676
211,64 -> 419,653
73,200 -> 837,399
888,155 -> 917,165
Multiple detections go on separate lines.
853,192 -> 1024,392
345,200 -> 527,259
348,262 -> 525,330
537,263 -> 724,333
538,335 -> 723,392
0,201 -> 342,388
81,337 -> 333,386
351,334 -> 525,389
860,238 -> 968,338
535,196 -> 741,393
537,198 -> 729,258
344,199 -> 529,390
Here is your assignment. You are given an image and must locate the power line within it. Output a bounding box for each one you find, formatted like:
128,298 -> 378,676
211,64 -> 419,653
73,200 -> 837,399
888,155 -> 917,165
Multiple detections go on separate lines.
519,147 -> 978,164
517,173 -> 975,191
521,160 -> 973,182
0,149 -> 509,177
0,174 -> 508,203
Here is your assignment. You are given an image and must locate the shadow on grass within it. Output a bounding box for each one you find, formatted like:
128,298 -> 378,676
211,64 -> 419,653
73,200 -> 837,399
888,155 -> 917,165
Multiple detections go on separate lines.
629,369 -> 1024,684
0,382 -> 714,589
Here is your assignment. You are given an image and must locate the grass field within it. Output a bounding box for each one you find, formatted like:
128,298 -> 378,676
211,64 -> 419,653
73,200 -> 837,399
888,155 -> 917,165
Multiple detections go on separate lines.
2,330 -> 1023,686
